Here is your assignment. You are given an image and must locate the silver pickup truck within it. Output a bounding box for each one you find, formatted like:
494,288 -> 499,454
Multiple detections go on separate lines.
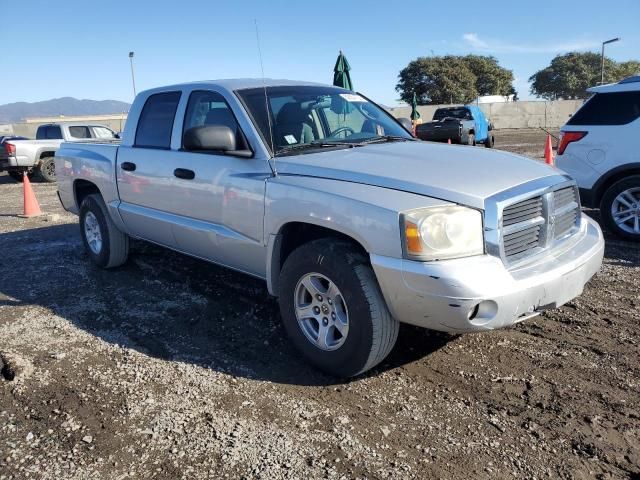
2,122 -> 118,182
55,79 -> 604,377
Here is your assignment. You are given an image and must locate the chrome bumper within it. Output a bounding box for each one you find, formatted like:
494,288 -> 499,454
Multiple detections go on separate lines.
371,214 -> 604,333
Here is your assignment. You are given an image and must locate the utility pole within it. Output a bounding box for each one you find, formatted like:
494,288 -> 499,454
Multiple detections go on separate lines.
601,38 -> 620,85
129,51 -> 137,98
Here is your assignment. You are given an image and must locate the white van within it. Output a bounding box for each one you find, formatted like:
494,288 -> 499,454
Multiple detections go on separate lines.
556,76 -> 640,241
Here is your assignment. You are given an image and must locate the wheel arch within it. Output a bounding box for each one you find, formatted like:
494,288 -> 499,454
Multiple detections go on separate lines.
73,179 -> 102,211
267,221 -> 369,297
592,163 -> 640,208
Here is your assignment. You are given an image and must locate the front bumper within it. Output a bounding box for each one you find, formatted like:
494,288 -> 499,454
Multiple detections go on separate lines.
371,214 -> 604,333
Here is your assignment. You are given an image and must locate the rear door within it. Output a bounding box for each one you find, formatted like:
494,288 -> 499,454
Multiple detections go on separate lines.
560,91 -> 640,185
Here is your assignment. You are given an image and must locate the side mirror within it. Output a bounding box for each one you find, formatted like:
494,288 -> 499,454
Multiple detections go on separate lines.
488,122 -> 494,131
397,117 -> 413,132
184,125 -> 236,152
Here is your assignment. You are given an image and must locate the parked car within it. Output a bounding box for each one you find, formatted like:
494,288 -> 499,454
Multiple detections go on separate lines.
556,76 -> 640,241
2,122 -> 118,183
415,105 -> 495,147
55,79 -> 604,377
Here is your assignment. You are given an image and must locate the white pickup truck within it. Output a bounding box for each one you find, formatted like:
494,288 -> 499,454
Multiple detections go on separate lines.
55,79 -> 605,377
2,122 -> 118,182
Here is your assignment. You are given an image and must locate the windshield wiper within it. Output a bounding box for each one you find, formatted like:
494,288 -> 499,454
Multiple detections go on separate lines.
274,140 -> 354,156
356,135 -> 417,145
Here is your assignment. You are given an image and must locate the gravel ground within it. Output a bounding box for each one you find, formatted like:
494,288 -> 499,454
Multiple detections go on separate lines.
1,129 -> 639,479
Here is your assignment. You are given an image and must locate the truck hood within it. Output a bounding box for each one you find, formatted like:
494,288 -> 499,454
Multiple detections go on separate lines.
275,141 -> 558,209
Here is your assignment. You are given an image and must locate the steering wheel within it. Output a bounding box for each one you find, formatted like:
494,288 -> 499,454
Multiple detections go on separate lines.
330,126 -> 355,138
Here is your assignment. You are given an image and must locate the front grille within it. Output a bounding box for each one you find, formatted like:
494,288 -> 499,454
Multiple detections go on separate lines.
500,185 -> 580,264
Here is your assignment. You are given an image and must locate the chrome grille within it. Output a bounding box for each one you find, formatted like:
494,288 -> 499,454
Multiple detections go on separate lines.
499,185 -> 581,264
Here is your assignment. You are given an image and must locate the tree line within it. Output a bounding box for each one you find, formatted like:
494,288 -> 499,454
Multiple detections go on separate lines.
396,52 -> 640,105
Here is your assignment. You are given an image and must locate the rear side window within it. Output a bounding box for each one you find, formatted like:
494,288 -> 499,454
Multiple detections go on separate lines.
69,126 -> 91,138
135,91 -> 181,148
36,126 -> 63,140
568,92 -> 640,126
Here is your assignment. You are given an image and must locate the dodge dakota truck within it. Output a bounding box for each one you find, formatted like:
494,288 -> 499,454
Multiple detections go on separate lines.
55,79 -> 604,377
416,105 -> 494,147
2,122 -> 118,182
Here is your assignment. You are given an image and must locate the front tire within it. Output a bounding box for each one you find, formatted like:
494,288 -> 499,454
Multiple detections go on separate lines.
600,175 -> 640,241
278,239 -> 399,377
79,194 -> 130,268
35,157 -> 56,183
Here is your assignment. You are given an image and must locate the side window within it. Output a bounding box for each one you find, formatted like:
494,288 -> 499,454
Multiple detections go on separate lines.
69,126 -> 91,138
135,91 -> 181,148
182,90 -> 245,150
46,126 -> 63,139
568,92 -> 640,126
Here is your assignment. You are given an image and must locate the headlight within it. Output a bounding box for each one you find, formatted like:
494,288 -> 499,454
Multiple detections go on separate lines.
401,205 -> 484,261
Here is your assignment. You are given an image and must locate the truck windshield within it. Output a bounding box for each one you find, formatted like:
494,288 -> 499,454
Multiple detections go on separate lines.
237,86 -> 412,156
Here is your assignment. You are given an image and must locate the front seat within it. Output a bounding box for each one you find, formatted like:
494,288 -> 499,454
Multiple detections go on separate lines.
275,103 -> 315,148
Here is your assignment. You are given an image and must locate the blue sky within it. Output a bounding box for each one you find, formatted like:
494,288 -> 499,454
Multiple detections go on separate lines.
2,0 -> 639,106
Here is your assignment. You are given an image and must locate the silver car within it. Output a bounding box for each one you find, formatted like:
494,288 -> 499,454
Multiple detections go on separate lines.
54,79 -> 604,377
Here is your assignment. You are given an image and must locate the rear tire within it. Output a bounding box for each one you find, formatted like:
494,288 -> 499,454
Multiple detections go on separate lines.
79,194 -> 130,268
278,238 -> 399,377
600,175 -> 640,242
35,157 -> 56,183
484,135 -> 494,148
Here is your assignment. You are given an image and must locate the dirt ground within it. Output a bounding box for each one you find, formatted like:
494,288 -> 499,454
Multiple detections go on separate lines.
1,129 -> 638,479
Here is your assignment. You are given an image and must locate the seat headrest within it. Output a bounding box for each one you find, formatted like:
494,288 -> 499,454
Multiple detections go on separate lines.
276,103 -> 310,124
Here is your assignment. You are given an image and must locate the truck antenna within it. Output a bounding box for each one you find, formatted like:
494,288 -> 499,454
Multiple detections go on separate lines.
254,20 -> 276,166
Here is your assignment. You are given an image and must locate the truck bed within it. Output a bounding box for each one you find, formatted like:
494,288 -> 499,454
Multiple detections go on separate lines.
415,120 -> 461,143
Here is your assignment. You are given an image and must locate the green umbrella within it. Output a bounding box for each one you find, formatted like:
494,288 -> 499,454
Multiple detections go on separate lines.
410,92 -> 421,121
333,51 -> 353,90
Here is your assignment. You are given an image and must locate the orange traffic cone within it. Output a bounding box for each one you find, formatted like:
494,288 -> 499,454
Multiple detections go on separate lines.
447,138 -> 452,144
544,134 -> 554,165
21,173 -> 42,217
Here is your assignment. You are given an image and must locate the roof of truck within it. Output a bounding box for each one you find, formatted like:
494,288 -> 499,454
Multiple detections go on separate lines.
142,78 -> 341,93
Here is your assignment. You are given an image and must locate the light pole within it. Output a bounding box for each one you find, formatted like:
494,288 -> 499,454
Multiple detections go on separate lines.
128,51 -> 137,98
601,38 -> 620,85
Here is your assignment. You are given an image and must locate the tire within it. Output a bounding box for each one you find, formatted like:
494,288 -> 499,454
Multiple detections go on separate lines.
467,133 -> 476,146
278,239 -> 399,377
484,135 -> 494,148
7,171 -> 34,183
35,157 -> 56,183
600,175 -> 640,242
79,194 -> 130,268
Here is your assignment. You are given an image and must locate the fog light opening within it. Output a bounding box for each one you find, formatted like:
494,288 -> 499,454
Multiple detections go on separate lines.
468,304 -> 480,320
468,300 -> 499,326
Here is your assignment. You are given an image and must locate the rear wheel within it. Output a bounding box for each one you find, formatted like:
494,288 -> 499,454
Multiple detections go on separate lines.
484,135 -> 494,148
278,238 -> 399,377
600,175 -> 640,241
35,157 -> 56,183
79,194 -> 130,268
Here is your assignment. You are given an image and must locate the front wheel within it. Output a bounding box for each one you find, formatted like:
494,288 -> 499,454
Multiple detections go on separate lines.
35,157 -> 56,183
79,194 -> 130,268
601,175 -> 640,241
278,239 -> 399,377
466,133 -> 476,146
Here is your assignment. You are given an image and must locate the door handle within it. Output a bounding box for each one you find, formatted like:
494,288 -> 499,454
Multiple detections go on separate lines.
174,168 -> 195,180
121,162 -> 136,171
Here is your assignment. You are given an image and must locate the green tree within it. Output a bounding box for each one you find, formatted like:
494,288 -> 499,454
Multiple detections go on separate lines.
461,55 -> 516,97
529,52 -> 638,99
396,55 -> 515,105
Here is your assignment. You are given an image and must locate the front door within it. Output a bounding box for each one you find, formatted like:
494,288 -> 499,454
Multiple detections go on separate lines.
117,89 -> 270,277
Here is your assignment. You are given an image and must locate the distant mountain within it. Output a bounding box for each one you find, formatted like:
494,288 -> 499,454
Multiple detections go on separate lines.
0,97 -> 131,123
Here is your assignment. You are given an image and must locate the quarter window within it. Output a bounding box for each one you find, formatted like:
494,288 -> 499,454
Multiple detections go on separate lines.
568,91 -> 640,126
135,91 -> 181,148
